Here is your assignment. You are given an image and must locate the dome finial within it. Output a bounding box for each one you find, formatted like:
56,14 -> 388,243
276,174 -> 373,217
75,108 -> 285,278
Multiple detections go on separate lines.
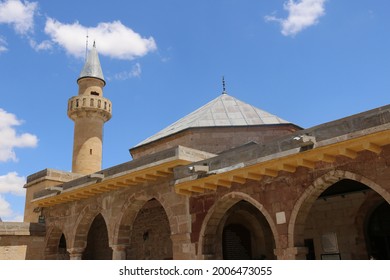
222,76 -> 227,95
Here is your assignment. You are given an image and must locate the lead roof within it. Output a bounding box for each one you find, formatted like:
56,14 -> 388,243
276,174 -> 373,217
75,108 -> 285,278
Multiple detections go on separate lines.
78,42 -> 105,85
135,93 -> 294,147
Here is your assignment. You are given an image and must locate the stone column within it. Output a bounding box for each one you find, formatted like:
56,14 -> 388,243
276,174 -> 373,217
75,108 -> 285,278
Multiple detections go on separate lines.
67,247 -> 84,260
111,245 -> 127,260
171,233 -> 196,260
274,247 -> 308,260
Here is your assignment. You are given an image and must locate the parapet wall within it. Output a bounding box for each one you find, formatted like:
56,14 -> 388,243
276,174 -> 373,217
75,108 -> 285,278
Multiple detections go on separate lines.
0,222 -> 45,260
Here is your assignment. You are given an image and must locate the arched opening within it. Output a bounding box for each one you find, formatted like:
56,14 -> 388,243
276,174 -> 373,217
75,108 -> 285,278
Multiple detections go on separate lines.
223,224 -> 252,259
44,227 -> 68,260
58,234 -> 69,260
83,214 -> 112,260
200,193 -> 277,260
294,177 -> 389,260
127,199 -> 172,260
367,202 -> 390,259
216,200 -> 275,260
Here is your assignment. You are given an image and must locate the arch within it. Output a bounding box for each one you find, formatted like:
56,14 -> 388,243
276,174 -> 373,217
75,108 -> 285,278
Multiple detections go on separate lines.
198,191 -> 278,259
58,233 -> 70,260
354,191 -> 385,259
70,204 -> 110,251
221,201 -> 274,259
288,170 -> 390,249
366,202 -> 390,259
44,225 -> 69,260
83,213 -> 112,260
127,198 -> 173,259
112,191 -> 178,248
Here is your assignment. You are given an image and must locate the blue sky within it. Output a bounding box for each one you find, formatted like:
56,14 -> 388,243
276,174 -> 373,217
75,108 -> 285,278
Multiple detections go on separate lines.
0,0 -> 389,221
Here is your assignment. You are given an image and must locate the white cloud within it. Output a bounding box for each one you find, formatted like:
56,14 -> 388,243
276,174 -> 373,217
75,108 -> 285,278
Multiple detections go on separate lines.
0,194 -> 23,221
0,0 -> 37,34
44,18 -> 157,60
0,172 -> 26,195
0,109 -> 33,222
29,38 -> 52,51
112,63 -> 142,80
0,36 -> 7,52
9,214 -> 23,222
0,108 -> 38,162
265,0 -> 326,36
0,195 -> 12,218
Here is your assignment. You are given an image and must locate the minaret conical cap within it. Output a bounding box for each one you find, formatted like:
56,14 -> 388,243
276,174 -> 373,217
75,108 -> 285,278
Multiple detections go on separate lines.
78,42 -> 105,85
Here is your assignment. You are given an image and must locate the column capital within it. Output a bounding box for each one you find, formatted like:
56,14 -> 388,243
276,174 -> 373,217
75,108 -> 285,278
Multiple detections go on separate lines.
67,247 -> 84,260
111,244 -> 128,260
111,244 -> 128,251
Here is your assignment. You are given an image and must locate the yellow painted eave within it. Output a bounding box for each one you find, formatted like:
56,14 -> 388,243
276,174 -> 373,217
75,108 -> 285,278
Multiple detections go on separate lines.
32,159 -> 190,207
175,129 -> 390,195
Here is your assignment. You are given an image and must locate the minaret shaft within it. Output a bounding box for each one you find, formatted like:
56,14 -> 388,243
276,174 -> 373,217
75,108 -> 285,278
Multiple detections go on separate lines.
72,116 -> 104,174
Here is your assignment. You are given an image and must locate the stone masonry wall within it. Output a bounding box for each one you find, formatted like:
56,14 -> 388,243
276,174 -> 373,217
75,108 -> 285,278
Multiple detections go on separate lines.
131,125 -> 300,159
127,199 -> 172,259
189,146 -> 390,259
42,176 -> 193,260
31,145 -> 390,260
304,192 -> 370,260
0,222 -> 45,260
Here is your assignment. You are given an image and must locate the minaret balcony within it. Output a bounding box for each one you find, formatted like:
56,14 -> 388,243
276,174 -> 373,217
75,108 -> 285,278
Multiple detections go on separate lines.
67,95 -> 112,122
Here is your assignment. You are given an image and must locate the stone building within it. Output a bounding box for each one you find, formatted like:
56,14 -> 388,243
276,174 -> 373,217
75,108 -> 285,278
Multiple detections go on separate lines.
2,45 -> 390,260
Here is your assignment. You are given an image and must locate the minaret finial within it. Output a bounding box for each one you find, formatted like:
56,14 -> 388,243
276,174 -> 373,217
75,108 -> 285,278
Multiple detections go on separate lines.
222,76 -> 227,95
85,31 -> 89,61
78,39 -> 105,85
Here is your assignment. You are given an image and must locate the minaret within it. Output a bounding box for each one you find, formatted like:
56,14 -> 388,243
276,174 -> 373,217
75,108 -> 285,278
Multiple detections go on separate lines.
67,42 -> 112,174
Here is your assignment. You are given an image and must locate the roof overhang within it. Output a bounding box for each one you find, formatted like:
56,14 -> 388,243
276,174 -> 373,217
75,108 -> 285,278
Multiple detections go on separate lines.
32,146 -> 215,207
174,124 -> 390,195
